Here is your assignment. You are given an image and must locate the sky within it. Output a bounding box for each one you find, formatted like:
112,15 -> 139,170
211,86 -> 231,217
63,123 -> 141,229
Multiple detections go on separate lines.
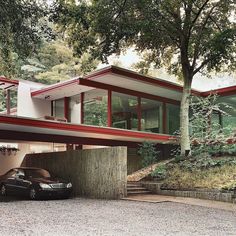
98,48 -> 236,92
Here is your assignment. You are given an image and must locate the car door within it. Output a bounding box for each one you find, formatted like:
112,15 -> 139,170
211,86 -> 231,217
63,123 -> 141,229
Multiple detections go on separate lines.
3,169 -> 18,195
14,169 -> 31,196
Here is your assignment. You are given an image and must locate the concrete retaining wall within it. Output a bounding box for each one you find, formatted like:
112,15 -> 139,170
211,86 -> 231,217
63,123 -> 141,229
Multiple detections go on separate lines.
141,182 -> 236,203
23,147 -> 127,199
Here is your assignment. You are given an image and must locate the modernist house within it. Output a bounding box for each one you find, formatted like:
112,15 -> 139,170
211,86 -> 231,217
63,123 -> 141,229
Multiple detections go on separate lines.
0,66 -> 235,174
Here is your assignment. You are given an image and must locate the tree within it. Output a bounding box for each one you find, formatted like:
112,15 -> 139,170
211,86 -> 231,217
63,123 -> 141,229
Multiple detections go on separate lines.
53,0 -> 236,155
0,0 -> 52,77
20,40 -> 99,84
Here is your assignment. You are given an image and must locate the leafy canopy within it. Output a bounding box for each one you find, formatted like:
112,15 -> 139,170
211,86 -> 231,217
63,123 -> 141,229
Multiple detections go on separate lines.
0,0 -> 52,77
53,0 -> 236,81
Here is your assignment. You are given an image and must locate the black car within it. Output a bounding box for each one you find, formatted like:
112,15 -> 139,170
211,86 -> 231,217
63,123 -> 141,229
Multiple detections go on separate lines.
0,167 -> 73,200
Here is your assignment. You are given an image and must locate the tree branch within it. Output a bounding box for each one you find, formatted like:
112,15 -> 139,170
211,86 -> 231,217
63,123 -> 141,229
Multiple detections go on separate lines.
193,56 -> 216,75
190,0 -> 211,32
113,0 -> 127,20
191,4 -> 218,70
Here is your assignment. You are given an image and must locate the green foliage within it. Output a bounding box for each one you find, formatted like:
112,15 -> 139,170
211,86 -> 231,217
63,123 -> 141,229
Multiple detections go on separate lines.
20,40 -> 99,83
190,94 -> 236,157
0,0 -> 51,77
84,98 -> 108,127
151,165 -> 167,180
162,164 -> 236,190
138,141 -> 159,167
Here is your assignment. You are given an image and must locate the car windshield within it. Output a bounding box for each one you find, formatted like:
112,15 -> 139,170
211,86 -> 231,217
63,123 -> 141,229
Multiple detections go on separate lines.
24,169 -> 51,178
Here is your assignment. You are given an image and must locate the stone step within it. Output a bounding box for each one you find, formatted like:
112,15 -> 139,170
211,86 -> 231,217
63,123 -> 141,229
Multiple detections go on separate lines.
127,187 -> 147,191
128,190 -> 152,195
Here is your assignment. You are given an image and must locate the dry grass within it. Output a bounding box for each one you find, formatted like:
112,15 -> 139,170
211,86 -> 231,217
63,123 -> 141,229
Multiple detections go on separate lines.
164,164 -> 236,190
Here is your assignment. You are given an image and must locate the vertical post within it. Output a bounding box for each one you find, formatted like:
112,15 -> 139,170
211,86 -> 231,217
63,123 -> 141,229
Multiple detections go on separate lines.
6,89 -> 10,115
51,101 -> 54,116
107,90 -> 112,127
80,93 -> 84,124
138,97 -> 141,131
162,102 -> 167,134
64,97 -> 69,121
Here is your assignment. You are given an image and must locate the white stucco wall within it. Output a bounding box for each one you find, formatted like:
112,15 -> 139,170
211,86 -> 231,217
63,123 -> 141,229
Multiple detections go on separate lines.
17,81 -> 51,118
0,143 -> 30,175
70,102 -> 81,124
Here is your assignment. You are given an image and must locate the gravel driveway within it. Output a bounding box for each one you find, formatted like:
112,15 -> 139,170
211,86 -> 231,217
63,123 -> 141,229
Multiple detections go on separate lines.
0,197 -> 236,236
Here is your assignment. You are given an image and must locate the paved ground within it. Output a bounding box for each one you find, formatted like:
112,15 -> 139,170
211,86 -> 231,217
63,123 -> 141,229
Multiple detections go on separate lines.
123,194 -> 236,212
0,197 -> 236,236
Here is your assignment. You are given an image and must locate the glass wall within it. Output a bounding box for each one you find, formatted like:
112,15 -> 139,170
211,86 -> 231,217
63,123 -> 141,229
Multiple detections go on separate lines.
83,89 -> 108,126
112,92 -> 138,130
53,99 -> 64,118
218,95 -> 236,131
141,98 -> 162,133
166,104 -> 180,135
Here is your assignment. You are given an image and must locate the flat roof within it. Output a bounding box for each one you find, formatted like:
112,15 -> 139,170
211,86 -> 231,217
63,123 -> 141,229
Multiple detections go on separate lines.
31,66 -> 236,100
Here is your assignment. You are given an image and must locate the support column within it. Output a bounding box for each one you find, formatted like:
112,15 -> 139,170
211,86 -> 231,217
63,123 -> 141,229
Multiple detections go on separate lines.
162,102 -> 167,134
64,97 -> 69,121
80,93 -> 84,124
107,90 -> 112,127
6,89 -> 11,115
138,97 -> 141,131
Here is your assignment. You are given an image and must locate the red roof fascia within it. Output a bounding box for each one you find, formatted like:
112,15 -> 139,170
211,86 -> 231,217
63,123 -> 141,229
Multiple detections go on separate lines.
31,78 -> 80,97
201,85 -> 236,97
0,76 -> 19,85
0,115 -> 177,143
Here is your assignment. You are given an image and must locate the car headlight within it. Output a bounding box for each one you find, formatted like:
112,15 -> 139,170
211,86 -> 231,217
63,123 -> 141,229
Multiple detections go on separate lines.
66,182 -> 72,188
39,183 -> 51,189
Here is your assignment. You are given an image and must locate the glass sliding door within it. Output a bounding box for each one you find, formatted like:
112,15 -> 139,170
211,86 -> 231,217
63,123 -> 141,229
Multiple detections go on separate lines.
140,98 -> 163,133
83,89 -> 108,127
112,92 -> 138,130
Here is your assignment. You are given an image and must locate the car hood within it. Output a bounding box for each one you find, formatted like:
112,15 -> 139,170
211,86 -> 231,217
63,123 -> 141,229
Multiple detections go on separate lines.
30,177 -> 68,184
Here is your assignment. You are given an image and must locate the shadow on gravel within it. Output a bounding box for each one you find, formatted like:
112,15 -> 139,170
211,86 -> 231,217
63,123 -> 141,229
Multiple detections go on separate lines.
0,196 -> 28,202
0,196 -> 73,202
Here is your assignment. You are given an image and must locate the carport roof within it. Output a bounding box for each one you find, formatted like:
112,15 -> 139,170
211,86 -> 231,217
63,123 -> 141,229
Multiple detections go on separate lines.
0,115 -> 177,146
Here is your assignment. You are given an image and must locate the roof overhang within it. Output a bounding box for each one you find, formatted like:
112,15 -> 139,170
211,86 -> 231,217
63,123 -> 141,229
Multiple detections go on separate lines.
0,115 -> 178,145
201,85 -> 236,97
31,66 -> 201,102
31,78 -> 94,100
30,66 -> 236,101
0,76 -> 19,90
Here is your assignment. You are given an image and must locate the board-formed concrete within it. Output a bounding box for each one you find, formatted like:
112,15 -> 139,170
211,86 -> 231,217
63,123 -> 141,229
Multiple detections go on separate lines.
23,147 -> 127,199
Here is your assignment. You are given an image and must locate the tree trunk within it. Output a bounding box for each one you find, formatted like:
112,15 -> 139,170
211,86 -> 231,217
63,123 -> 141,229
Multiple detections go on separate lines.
180,80 -> 192,156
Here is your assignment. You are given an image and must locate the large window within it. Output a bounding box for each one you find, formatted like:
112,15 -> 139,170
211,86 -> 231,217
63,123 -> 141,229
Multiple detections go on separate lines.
166,104 -> 180,135
112,92 -> 138,130
53,99 -> 64,118
219,95 -> 236,131
141,98 -> 162,133
83,89 -> 108,126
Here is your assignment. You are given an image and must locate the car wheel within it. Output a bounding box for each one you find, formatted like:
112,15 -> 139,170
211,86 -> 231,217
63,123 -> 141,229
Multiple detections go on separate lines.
0,184 -> 7,196
29,187 -> 38,200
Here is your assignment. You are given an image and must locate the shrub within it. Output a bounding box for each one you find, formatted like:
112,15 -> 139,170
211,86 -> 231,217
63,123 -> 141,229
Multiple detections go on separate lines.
151,164 -> 167,180
138,141 -> 160,167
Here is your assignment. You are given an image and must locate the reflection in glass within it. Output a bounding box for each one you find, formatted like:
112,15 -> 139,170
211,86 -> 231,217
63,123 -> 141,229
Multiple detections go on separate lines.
112,92 -> 138,130
141,98 -> 162,133
83,89 -> 108,126
166,104 -> 180,135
